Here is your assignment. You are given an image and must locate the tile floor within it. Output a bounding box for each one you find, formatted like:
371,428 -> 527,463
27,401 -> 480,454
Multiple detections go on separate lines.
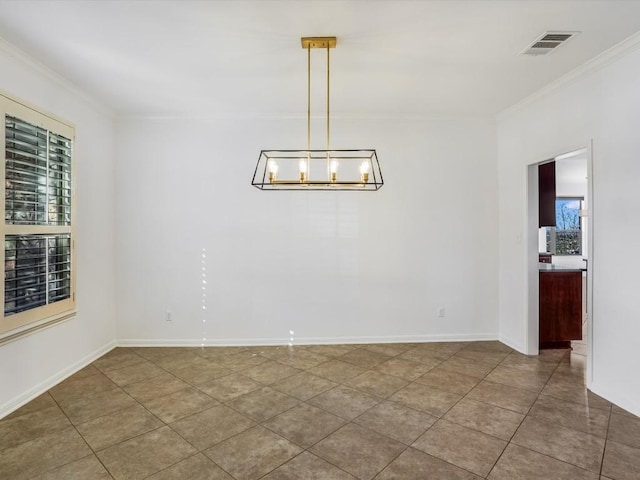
1,341 -> 639,479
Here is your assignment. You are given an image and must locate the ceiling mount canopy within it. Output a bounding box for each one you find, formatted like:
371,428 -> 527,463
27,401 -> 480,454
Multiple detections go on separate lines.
252,36 -> 383,191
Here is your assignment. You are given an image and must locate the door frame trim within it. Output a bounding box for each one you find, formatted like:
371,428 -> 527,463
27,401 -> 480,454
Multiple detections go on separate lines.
525,142 -> 594,386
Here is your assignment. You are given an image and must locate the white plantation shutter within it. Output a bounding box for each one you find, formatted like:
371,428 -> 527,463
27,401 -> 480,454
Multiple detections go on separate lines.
4,234 -> 72,315
5,117 -> 72,226
1,94 -> 75,339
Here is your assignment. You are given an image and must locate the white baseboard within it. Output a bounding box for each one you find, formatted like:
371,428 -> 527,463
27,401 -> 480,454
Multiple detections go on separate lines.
0,340 -> 117,419
498,334 -> 526,354
117,332 -> 499,348
589,381 -> 640,418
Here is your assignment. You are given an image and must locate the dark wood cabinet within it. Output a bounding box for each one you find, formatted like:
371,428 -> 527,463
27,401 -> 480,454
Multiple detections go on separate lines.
539,253 -> 552,263
539,161 -> 556,227
539,270 -> 582,348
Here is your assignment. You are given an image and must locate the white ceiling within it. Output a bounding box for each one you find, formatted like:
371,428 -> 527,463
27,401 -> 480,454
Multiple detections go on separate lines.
1,0 -> 640,117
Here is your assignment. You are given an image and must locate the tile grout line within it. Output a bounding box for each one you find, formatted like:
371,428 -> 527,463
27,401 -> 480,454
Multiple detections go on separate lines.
236,345 -> 442,479
46,386 -> 118,480
430,349 -> 510,479
598,401 -> 614,478
477,348 -> 568,478
139,350 -> 248,479
93,349 -> 241,479
308,344 -> 512,479
490,349 -> 611,478
151,347 -> 350,478
347,345 -> 511,478
41,360 -> 145,479
407,344 -> 523,478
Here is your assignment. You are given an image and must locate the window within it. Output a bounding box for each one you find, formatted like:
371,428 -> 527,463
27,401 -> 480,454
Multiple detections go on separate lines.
546,197 -> 583,255
1,94 -> 75,340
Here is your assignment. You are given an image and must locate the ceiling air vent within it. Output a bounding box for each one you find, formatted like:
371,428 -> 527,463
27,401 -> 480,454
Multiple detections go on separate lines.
522,31 -> 579,56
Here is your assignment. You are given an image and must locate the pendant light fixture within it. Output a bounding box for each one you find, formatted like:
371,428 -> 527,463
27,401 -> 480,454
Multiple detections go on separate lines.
251,37 -> 383,191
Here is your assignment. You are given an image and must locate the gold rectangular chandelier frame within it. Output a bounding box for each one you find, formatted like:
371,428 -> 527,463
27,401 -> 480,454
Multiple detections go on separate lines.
252,36 -> 383,191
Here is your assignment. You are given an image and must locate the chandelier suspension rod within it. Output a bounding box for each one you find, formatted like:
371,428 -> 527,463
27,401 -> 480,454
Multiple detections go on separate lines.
327,43 -> 330,151
307,44 -> 311,152
304,40 -> 332,153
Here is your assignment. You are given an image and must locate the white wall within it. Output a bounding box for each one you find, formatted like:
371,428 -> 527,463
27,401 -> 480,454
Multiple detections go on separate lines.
556,180 -> 587,198
498,43 -> 640,415
116,116 -> 498,345
0,41 -> 117,416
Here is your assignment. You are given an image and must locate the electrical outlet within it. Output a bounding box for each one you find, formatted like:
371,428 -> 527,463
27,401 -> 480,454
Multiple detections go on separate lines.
166,311 -> 172,322
437,307 -> 446,317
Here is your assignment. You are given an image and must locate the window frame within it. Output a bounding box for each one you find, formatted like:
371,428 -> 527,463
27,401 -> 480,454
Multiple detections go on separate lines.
547,196 -> 583,256
1,92 -> 76,342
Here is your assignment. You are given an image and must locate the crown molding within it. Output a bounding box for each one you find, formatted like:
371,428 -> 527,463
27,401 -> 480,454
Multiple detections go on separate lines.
498,31 -> 640,121
0,37 -> 115,120
120,111 -> 495,122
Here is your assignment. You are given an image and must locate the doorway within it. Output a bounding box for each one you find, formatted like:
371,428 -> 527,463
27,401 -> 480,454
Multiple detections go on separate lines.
526,145 -> 594,385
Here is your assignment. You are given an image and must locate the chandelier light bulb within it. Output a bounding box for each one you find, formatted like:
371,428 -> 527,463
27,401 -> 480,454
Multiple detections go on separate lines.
268,160 -> 278,183
329,159 -> 338,183
360,160 -> 370,183
299,159 -> 308,182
